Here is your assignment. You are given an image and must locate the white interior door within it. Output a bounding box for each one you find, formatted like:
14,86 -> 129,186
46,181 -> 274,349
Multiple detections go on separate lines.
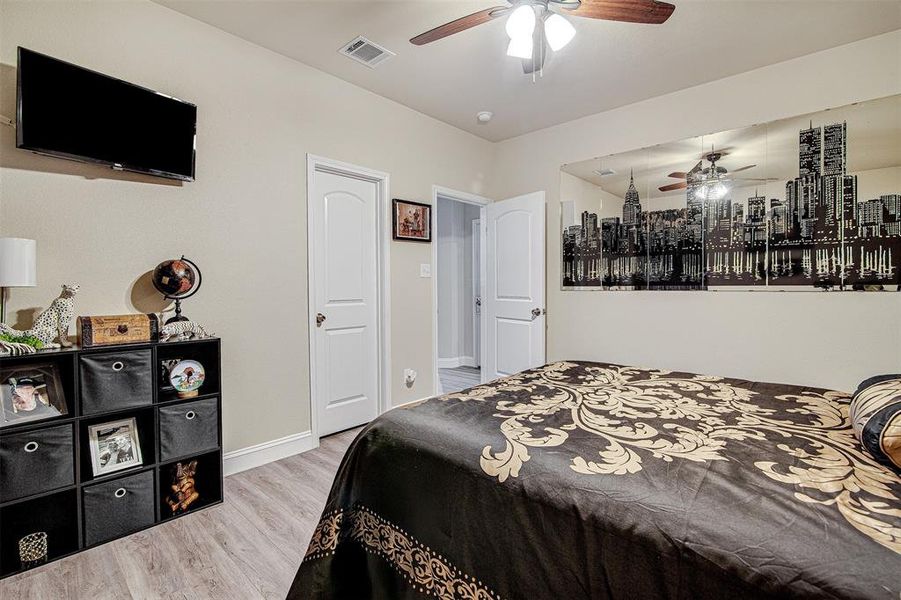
310,168 -> 380,436
483,192 -> 546,382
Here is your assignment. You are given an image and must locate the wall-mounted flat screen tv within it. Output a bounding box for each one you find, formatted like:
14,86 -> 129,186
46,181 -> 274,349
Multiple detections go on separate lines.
16,47 -> 196,181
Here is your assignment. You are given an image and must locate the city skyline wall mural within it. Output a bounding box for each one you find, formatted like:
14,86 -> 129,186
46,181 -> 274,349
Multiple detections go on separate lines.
560,94 -> 900,291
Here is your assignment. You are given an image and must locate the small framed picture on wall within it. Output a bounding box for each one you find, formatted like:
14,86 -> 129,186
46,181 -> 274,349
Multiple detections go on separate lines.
393,199 -> 431,242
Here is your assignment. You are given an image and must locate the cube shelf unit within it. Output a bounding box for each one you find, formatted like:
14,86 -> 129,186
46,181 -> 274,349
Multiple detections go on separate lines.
0,338 -> 222,579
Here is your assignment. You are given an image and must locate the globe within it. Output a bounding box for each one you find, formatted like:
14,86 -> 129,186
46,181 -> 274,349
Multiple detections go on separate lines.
152,257 -> 199,299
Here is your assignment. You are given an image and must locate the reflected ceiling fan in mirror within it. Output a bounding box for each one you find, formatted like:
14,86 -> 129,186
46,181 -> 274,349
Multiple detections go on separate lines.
410,0 -> 675,75
658,147 -> 775,200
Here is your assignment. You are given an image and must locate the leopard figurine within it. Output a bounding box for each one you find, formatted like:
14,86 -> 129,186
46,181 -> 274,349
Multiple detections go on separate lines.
0,284 -> 80,349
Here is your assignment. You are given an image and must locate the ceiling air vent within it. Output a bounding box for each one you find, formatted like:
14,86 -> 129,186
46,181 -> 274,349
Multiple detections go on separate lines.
339,36 -> 395,68
593,168 -> 617,177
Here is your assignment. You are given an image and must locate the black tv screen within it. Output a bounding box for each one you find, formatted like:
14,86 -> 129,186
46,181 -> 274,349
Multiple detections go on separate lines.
16,48 -> 196,181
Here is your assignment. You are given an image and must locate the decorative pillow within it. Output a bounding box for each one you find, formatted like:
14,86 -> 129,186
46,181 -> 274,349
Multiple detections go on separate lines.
850,375 -> 901,472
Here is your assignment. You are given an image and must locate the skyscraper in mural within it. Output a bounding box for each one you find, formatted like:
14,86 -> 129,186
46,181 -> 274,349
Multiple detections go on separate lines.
622,170 -> 641,226
823,122 -> 846,177
562,209 -> 602,287
598,172 -> 648,289
799,122 -> 822,177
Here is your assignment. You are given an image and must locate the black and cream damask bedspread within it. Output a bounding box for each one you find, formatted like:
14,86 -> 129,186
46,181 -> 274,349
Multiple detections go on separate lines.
288,361 -> 901,600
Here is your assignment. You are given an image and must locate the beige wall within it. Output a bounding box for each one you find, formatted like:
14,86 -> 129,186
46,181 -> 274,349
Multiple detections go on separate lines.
491,30 -> 901,392
0,0 -> 494,452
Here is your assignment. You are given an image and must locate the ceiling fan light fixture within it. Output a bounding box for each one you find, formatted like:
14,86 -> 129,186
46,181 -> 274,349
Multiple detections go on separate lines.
506,35 -> 533,59
544,13 -> 575,51
695,179 -> 728,202
505,4 -> 536,40
709,181 -> 729,201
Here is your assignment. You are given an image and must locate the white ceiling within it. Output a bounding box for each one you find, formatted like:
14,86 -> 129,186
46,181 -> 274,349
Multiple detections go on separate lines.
154,0 -> 901,142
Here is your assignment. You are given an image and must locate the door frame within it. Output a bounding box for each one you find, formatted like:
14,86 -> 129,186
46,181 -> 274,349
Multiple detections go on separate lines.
431,185 -> 492,396
307,154 -> 391,446
471,218 -> 481,369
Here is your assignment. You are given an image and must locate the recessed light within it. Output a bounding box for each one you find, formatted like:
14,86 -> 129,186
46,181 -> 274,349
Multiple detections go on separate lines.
477,111 -> 493,124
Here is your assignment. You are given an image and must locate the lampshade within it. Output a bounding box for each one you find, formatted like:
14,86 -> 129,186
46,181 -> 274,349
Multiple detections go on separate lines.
507,36 -> 533,59
0,238 -> 37,287
544,13 -> 576,51
505,5 -> 536,40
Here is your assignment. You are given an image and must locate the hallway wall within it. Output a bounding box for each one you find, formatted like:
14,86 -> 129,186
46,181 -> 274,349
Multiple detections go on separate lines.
436,198 -> 481,367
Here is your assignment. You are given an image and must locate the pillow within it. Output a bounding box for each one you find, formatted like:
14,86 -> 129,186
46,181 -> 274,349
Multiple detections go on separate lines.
850,375 -> 901,472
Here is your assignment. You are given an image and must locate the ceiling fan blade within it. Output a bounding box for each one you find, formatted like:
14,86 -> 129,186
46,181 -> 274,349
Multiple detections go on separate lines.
659,181 -> 688,192
667,171 -> 689,179
410,6 -> 509,45
561,0 -> 675,24
730,164 -> 757,173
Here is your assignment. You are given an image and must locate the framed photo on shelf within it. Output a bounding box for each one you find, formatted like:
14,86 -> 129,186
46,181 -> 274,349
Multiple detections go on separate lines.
0,363 -> 68,429
392,199 -> 431,242
88,417 -> 143,476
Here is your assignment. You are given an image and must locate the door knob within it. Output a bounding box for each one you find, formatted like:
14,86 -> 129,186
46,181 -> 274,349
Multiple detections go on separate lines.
531,308 -> 545,320
316,313 -> 326,327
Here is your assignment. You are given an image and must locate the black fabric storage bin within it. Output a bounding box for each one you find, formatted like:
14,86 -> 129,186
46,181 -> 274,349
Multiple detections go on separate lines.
159,398 -> 219,462
83,470 -> 155,547
80,349 -> 153,415
0,424 -> 74,503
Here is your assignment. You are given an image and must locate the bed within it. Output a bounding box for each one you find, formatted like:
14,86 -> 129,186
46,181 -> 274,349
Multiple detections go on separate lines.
288,361 -> 901,599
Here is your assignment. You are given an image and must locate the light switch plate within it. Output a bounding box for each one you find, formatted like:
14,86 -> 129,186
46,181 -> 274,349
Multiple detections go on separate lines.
420,263 -> 431,278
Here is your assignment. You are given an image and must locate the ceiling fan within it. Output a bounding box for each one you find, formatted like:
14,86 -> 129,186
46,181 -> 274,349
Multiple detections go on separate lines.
658,147 -> 772,200
410,0 -> 676,74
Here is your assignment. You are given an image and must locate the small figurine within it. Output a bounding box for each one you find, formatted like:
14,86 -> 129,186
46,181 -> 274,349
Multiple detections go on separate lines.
0,337 -> 37,356
159,320 -> 212,342
166,460 -> 200,514
0,284 -> 79,352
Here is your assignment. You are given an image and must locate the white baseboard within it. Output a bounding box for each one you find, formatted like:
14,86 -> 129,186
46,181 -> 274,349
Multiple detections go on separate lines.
437,356 -> 477,369
223,430 -> 316,477
391,394 -> 435,409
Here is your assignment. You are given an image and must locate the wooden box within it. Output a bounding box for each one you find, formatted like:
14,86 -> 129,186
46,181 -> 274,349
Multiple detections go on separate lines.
78,314 -> 159,347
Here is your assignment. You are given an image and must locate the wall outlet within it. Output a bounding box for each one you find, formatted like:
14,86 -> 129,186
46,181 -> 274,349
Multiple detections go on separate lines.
419,263 -> 431,278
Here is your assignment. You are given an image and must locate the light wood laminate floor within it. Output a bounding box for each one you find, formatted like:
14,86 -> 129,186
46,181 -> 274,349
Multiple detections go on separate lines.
0,428 -> 360,600
438,366 -> 481,394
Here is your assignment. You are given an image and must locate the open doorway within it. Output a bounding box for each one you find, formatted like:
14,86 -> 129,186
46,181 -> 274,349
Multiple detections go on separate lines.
432,187 -> 489,395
